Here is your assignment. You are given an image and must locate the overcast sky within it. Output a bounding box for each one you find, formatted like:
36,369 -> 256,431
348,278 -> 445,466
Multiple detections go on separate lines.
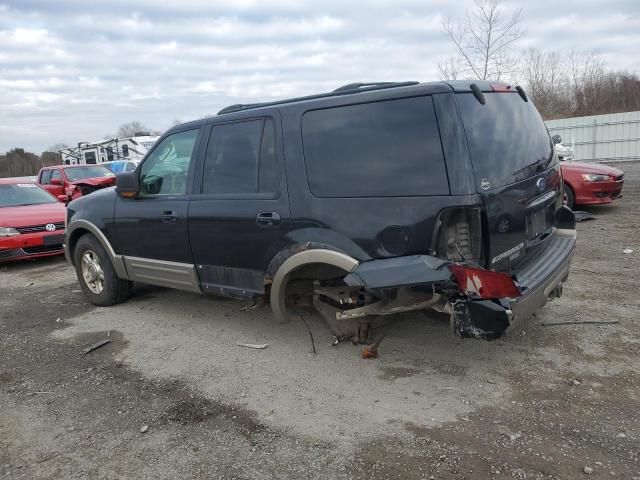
1,0 -> 638,154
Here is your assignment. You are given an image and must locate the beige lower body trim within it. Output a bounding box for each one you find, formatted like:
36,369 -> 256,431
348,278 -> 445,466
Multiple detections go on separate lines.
269,249 -> 359,323
123,256 -> 201,293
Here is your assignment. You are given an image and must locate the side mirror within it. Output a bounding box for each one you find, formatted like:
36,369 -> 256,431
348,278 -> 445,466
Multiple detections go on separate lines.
551,134 -> 562,145
50,178 -> 63,185
57,194 -> 68,203
116,172 -> 139,198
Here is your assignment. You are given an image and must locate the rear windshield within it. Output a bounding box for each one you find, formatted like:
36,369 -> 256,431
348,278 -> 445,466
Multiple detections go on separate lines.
65,166 -> 115,181
302,96 -> 449,197
0,184 -> 57,207
457,92 -> 554,190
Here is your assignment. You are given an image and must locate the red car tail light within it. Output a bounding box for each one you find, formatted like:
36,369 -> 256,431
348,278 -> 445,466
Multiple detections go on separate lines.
449,264 -> 521,299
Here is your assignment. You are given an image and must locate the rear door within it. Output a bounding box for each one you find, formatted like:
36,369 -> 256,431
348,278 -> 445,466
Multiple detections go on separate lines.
456,90 -> 562,272
188,113 -> 291,297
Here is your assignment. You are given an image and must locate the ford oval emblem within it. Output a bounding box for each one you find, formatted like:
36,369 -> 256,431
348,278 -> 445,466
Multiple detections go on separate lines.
536,178 -> 546,191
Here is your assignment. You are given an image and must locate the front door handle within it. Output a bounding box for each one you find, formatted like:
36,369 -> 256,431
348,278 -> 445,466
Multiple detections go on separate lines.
256,211 -> 281,227
160,210 -> 178,223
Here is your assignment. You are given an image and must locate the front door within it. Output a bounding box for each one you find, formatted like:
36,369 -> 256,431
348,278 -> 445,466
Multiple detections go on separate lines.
39,169 -> 64,198
114,128 -> 203,290
188,114 -> 291,297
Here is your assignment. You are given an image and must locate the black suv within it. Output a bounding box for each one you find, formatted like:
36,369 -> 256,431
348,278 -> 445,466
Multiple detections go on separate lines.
65,81 -> 576,344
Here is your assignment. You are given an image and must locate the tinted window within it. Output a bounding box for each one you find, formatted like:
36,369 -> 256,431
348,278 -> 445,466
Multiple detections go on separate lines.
302,96 -> 449,197
139,129 -> 199,195
40,170 -> 52,184
50,170 -> 62,183
202,118 -> 278,195
65,166 -> 115,181
456,92 -> 554,189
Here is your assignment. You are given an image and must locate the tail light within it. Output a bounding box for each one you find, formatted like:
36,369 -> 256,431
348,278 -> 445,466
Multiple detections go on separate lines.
449,264 -> 521,299
433,208 -> 484,264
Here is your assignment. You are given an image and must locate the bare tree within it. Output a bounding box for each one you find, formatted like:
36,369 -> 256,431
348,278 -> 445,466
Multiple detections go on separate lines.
568,50 -> 606,115
438,57 -> 464,81
440,0 -> 524,81
116,121 -> 150,138
45,143 -> 70,153
519,48 -> 570,118
0,148 -> 41,177
520,47 -> 640,119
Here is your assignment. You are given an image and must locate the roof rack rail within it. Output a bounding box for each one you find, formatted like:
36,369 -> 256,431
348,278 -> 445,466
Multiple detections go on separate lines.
332,81 -> 417,93
217,103 -> 266,115
217,81 -> 419,115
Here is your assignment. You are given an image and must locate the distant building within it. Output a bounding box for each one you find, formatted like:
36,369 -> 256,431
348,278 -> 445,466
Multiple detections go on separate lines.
60,133 -> 160,165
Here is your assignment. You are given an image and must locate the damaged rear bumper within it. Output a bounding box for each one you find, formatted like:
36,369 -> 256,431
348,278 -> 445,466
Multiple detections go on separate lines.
453,230 -> 576,338
343,228 -> 576,339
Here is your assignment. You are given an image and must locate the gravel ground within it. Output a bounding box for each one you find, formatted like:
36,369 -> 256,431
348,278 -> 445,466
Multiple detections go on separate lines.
1,162 -> 639,479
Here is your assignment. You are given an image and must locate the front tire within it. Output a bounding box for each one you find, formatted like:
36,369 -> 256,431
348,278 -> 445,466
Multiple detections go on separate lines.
73,234 -> 132,306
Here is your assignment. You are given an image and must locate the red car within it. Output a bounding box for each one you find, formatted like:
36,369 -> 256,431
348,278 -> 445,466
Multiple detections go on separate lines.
561,161 -> 624,209
0,178 -> 66,263
37,165 -> 116,202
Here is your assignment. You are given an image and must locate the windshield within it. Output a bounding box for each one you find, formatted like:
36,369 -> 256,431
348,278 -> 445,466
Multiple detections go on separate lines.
0,183 -> 57,207
65,166 -> 115,181
457,92 -> 554,189
103,161 -> 126,173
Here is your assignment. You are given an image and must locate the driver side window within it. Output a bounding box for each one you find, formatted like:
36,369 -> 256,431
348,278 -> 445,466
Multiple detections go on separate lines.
139,129 -> 199,195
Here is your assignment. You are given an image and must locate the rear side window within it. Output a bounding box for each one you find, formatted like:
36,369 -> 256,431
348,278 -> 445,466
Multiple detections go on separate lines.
302,96 -> 449,197
39,170 -> 52,184
456,92 -> 554,189
202,118 -> 279,195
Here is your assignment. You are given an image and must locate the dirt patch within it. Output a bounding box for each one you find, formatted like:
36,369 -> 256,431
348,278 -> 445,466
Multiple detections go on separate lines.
378,366 -> 423,380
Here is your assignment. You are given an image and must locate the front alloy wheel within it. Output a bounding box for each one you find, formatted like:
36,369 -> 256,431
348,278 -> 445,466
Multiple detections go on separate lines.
80,250 -> 105,294
73,233 -> 132,306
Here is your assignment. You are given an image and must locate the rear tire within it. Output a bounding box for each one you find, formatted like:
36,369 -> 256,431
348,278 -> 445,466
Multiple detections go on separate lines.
564,184 -> 575,210
73,234 -> 132,306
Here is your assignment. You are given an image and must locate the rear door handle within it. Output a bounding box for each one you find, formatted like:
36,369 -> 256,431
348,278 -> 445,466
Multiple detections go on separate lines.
256,211 -> 281,227
160,210 -> 178,223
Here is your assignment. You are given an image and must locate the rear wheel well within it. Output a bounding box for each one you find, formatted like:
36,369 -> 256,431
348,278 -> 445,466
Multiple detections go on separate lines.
269,249 -> 359,323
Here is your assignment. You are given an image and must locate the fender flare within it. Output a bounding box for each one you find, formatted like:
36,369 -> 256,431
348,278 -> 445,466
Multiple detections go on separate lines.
270,249 -> 359,323
65,219 -> 129,279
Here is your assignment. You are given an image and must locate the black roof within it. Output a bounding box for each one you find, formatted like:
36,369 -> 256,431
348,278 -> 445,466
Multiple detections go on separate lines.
217,81 -> 422,115
166,80 -> 514,134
